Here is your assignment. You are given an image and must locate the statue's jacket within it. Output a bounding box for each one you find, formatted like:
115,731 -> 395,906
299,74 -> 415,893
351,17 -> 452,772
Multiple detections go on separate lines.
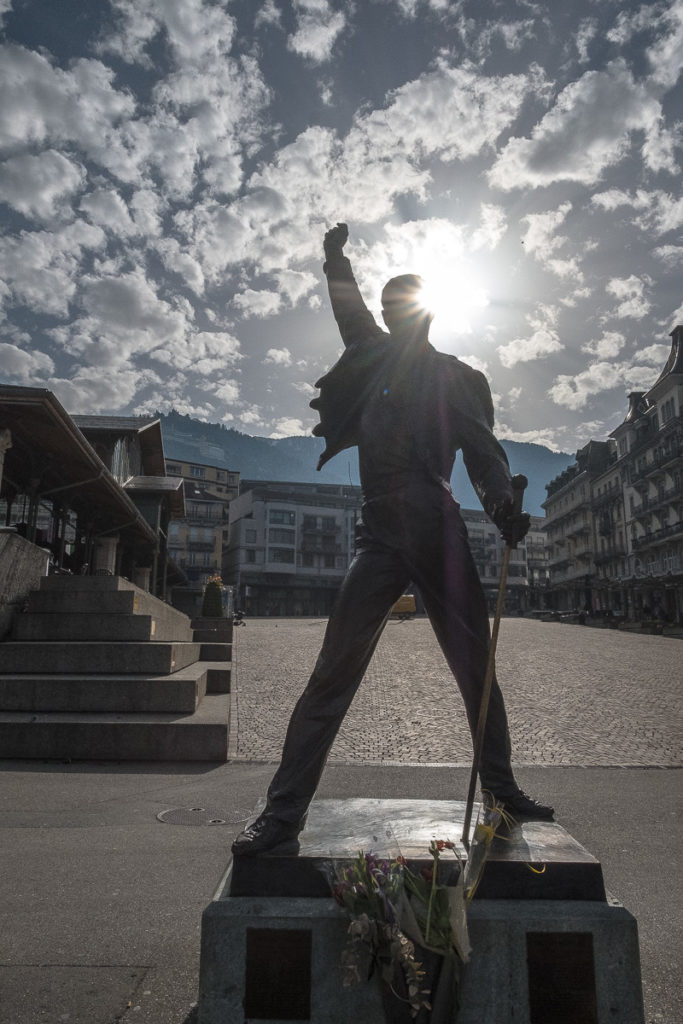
310,254 -> 514,521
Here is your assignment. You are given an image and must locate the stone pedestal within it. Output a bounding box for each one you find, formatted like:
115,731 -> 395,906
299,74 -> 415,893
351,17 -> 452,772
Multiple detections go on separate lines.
133,567 -> 151,590
197,798 -> 645,1024
93,534 -> 118,575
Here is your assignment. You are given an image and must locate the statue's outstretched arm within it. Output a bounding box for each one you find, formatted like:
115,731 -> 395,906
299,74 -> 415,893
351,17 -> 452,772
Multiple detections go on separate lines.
322,223 -> 383,348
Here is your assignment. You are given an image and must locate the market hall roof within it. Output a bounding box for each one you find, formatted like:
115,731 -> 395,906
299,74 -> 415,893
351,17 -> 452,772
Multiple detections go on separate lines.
0,385 -> 156,545
124,475 -> 185,519
72,414 -> 166,477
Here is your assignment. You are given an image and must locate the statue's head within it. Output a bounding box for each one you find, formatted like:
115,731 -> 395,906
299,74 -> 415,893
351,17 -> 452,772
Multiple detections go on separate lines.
381,274 -> 432,339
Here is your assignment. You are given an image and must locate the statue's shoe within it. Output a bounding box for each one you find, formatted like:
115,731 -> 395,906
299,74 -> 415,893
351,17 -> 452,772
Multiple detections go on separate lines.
493,790 -> 555,821
231,812 -> 301,857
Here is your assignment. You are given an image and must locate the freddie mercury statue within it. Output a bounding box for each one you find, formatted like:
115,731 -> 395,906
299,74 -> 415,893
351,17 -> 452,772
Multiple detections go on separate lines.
232,222 -> 553,856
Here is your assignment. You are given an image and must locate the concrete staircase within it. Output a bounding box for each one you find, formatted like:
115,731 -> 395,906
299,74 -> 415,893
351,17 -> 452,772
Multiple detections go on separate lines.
0,576 -> 231,761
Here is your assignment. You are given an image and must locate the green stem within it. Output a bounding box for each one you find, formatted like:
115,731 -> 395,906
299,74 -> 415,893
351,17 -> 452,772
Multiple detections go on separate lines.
425,864 -> 437,944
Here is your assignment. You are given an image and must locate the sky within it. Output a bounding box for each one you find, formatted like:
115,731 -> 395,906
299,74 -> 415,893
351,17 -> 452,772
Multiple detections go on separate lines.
0,0 -> 682,454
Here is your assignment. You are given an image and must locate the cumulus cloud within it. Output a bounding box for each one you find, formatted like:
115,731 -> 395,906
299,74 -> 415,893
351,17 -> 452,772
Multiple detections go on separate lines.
293,380 -> 316,396
575,17 -> 597,62
606,275 -> 651,319
0,341 -> 54,381
233,289 -> 283,319
47,366 -> 150,413
635,342 -> 671,364
489,60 -> 674,190
645,0 -> 683,89
471,204 -> 507,250
264,347 -> 293,366
212,379 -> 241,403
549,358 -> 663,410
153,237 -> 205,294
653,244 -> 683,265
0,220 -> 105,317
496,423 -> 565,450
520,203 -> 583,280
497,307 -> 563,367
175,58 -> 542,285
0,150 -> 85,220
288,0 -> 345,63
581,331 -> 625,358
255,1 -> 282,30
80,188 -> 139,237
592,188 -> 683,235
269,416 -> 307,438
274,269 -> 318,305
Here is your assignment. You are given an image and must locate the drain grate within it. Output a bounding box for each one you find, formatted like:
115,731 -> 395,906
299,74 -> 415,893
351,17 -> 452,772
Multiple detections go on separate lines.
157,806 -> 251,826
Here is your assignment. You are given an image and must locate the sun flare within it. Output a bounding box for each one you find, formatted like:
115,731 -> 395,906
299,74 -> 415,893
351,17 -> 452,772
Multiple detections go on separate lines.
417,263 -> 489,339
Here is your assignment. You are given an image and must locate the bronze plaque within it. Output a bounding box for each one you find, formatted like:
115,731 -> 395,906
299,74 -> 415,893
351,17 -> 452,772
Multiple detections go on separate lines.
527,931 -> 598,1024
244,927 -> 312,1020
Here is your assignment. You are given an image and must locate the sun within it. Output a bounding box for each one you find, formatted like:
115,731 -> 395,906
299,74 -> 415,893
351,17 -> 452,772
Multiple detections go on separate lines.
416,261 -> 490,341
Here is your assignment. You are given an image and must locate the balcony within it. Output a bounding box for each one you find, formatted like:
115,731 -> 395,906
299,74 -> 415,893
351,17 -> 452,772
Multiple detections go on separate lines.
629,445 -> 683,483
300,540 -> 343,554
188,541 -> 216,552
632,520 -> 683,549
564,519 -> 591,539
301,524 -> 341,537
592,487 -> 623,509
594,545 -> 626,566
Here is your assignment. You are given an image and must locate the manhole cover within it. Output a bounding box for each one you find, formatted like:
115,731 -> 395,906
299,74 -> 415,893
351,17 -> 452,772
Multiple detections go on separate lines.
157,807 -> 251,826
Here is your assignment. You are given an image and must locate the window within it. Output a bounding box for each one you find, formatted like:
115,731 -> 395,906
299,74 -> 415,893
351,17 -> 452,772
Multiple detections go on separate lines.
245,549 -> 256,563
303,514 -> 317,530
269,509 -> 295,525
270,547 -> 295,563
216,470 -> 225,480
245,529 -> 257,544
166,463 -> 181,475
190,466 -> 206,478
323,553 -> 336,568
661,398 -> 676,423
269,528 -> 295,544
321,516 -> 336,531
302,552 -> 315,567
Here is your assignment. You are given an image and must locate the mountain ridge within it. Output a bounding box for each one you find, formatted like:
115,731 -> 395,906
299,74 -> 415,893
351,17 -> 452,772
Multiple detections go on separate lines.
158,409 -> 574,517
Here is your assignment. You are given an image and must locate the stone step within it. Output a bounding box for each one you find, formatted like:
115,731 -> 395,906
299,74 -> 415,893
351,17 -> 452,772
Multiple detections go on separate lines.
204,662 -> 231,694
29,585 -> 185,620
0,693 -> 229,761
0,640 -> 200,675
13,612 -> 193,643
0,663 -> 210,714
38,575 -> 140,593
29,577 -> 192,634
199,642 -> 231,662
191,617 -> 233,644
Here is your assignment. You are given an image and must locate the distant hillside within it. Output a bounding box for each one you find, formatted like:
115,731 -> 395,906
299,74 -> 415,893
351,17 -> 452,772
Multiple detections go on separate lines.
158,409 -> 574,517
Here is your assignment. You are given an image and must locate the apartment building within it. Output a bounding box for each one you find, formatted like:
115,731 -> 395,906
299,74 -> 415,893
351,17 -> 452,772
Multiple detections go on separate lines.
164,457 -> 239,586
224,480 -> 548,616
611,326 -> 683,622
543,324 -> 683,623
543,441 -> 614,613
461,508 -> 546,613
224,480 -> 362,616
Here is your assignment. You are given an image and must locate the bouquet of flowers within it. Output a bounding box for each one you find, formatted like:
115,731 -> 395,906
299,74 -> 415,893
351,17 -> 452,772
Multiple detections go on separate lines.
330,799 -> 507,1020
332,850 -> 431,1017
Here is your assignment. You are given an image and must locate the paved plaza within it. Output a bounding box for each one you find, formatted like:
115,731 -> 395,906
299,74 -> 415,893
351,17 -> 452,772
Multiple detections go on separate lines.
231,617 -> 682,768
0,617 -> 681,1024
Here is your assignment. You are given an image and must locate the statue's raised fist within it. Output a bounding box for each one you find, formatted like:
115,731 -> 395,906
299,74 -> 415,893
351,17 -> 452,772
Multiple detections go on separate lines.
324,222 -> 349,256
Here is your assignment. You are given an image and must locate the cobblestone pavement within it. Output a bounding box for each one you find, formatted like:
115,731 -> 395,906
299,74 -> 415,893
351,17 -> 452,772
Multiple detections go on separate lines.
231,618 -> 682,767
